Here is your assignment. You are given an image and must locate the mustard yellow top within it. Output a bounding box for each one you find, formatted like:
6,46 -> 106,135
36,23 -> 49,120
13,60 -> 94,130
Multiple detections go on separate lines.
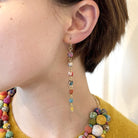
9,95 -> 138,138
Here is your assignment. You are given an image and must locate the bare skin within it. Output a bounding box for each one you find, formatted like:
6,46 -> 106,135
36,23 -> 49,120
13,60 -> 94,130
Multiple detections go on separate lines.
0,0 -> 99,137
12,57 -> 98,138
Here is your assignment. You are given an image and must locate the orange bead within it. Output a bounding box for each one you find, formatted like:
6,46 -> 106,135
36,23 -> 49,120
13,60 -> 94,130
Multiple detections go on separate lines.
0,128 -> 6,138
3,111 -> 7,116
0,92 -> 7,100
69,89 -> 73,94
101,134 -> 105,138
84,125 -> 92,133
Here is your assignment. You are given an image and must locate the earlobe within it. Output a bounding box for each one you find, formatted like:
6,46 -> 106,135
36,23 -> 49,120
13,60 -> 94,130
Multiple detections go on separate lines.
63,0 -> 99,44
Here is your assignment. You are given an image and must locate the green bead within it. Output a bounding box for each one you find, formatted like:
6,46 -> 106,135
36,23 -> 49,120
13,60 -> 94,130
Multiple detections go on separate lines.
0,100 -> 3,109
6,131 -> 14,138
88,118 -> 96,125
103,130 -> 107,134
90,112 -> 97,119
102,112 -> 107,116
101,109 -> 107,114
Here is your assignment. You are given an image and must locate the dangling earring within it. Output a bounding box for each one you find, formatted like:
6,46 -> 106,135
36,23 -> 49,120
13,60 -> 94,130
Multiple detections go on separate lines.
67,37 -> 74,112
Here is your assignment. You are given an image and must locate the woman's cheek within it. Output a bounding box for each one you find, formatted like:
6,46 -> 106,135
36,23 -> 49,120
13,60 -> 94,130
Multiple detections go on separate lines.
0,0 -> 62,91
0,18 -> 43,90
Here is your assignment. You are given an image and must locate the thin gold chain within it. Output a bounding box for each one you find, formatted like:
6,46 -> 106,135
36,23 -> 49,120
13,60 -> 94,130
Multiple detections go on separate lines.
91,94 -> 101,109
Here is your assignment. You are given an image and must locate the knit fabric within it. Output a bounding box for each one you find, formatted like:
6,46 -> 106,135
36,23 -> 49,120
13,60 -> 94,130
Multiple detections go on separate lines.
9,95 -> 138,138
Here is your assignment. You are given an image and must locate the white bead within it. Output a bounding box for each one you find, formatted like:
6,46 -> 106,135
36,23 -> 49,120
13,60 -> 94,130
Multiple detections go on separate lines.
78,135 -> 84,138
68,62 -> 73,67
68,71 -> 72,75
2,106 -> 9,112
3,121 -> 8,124
92,125 -> 103,137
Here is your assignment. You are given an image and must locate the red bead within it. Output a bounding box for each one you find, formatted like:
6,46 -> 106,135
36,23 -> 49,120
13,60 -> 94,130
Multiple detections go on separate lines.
84,125 -> 92,133
106,122 -> 108,125
71,72 -> 73,76
2,114 -> 9,121
0,110 -> 3,118
69,89 -> 73,94
0,128 -> 6,133
68,72 -> 73,76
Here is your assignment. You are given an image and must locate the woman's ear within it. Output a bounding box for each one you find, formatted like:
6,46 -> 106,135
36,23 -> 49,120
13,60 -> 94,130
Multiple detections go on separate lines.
63,0 -> 99,44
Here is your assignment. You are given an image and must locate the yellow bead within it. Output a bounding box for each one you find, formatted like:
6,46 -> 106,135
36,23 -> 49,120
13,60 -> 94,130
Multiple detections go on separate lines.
0,129 -> 6,138
3,123 -> 10,130
0,96 -> 5,100
69,86 -> 73,89
0,132 -> 6,138
70,94 -> 73,98
3,103 -> 7,107
96,115 -> 107,125
70,106 -> 74,112
69,77 -> 73,80
101,134 -> 105,138
70,103 -> 73,106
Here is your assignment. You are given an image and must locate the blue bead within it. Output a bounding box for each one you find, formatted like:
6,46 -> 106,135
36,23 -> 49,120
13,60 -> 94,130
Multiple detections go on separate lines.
69,81 -> 73,86
94,108 -> 101,114
69,98 -> 73,103
106,115 -> 111,122
89,124 -> 93,128
104,114 -> 111,122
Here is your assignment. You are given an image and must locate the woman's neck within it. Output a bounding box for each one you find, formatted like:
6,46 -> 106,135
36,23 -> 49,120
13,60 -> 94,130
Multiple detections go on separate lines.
12,57 -> 98,138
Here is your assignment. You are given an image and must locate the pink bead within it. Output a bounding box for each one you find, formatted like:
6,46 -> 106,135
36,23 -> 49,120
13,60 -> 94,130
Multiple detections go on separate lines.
78,136 -> 85,138
68,52 -> 73,58
84,131 -> 88,137
3,95 -> 11,104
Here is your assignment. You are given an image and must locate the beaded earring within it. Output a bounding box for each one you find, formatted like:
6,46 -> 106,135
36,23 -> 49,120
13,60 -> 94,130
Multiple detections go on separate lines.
67,39 -> 74,112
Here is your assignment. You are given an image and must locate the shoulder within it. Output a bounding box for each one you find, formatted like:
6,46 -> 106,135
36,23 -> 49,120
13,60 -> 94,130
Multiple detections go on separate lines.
96,96 -> 138,138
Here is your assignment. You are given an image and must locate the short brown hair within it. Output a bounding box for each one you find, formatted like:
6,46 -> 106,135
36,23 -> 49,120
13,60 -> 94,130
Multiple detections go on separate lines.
55,0 -> 129,73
